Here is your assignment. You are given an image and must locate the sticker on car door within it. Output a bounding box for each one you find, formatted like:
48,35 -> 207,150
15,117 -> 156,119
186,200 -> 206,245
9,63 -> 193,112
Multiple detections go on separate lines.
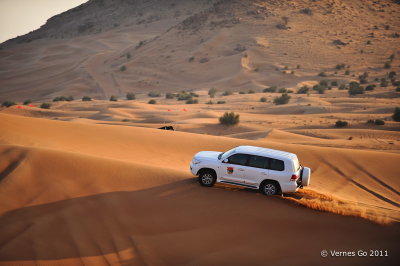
227,167 -> 234,174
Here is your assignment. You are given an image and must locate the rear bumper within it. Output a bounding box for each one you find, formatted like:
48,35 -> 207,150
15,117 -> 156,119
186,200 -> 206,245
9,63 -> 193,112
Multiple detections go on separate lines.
280,181 -> 299,193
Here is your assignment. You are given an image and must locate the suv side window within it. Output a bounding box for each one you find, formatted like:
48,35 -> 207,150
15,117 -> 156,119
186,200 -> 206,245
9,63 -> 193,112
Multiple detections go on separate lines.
270,158 -> 284,171
227,153 -> 249,166
247,155 -> 269,169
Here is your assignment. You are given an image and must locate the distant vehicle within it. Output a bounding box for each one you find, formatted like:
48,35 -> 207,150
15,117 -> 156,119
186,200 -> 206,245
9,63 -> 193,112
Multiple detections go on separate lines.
190,145 -> 311,195
158,126 -> 175,131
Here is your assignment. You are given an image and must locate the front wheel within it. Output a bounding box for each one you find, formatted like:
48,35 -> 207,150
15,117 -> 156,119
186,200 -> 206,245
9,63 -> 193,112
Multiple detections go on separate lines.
260,181 -> 280,196
198,171 -> 216,187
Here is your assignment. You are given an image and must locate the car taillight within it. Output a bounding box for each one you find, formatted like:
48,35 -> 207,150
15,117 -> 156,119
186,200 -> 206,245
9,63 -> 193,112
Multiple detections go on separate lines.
290,174 -> 298,181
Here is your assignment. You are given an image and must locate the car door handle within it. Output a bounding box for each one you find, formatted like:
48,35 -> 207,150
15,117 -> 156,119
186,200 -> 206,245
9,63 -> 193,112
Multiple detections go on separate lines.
261,172 -> 267,175
238,168 -> 245,171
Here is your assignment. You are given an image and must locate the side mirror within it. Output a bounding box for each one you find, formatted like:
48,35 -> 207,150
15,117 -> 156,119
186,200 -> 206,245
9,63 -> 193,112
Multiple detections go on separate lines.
222,158 -> 228,163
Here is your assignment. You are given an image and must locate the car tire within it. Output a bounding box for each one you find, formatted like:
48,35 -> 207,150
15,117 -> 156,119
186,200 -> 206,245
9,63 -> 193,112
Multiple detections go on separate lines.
198,170 -> 216,187
260,181 -> 280,196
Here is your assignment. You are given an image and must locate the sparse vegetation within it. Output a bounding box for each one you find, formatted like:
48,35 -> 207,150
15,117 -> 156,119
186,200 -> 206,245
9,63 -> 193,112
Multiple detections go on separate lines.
365,85 -> 376,91
318,72 -> 327,77
177,91 -> 192,101
186,99 -> 198,104
339,84 -> 347,90
248,89 -> 255,94
263,86 -> 277,93
374,119 -> 385,125
300,8 -> 313,15
297,86 -> 309,94
208,88 -> 217,98
273,93 -> 291,105
219,112 -> 240,126
393,107 -> 400,122
2,101 -> 16,107
148,99 -> 156,104
148,91 -> 161,97
53,96 -> 73,102
126,93 -> 136,100
217,101 -> 226,104
40,103 -> 51,109
278,88 -> 287,93
384,62 -> 391,69
110,95 -> 118,101
206,100 -> 214,104
260,97 -> 267,102
120,65 -> 127,71
312,84 -> 326,94
348,82 -> 364,95
335,63 -> 346,70
335,120 -> 348,128
82,96 -> 92,101
331,81 -> 338,87
222,90 -> 233,96
23,100 -> 32,105
380,78 -> 389,87
166,93 -> 175,99
345,70 -> 350,75
239,91 -> 246,94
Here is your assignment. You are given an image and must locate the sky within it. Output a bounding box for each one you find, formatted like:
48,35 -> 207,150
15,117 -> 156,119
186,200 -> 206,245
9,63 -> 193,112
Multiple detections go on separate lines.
0,0 -> 88,43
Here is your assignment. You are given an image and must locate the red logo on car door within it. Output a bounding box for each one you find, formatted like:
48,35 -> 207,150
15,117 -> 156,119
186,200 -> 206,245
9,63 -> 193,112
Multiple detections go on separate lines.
227,167 -> 234,174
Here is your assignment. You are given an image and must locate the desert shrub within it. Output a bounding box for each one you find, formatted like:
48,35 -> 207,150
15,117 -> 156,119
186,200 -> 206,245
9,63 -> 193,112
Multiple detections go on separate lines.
278,88 -> 287,93
40,103 -> 51,109
367,119 -> 375,124
217,101 -> 226,104
319,80 -> 329,87
222,90 -> 233,96
2,101 -> 16,107
66,96 -> 74,102
392,80 -> 400,86
393,107 -> 400,122
297,64 -> 301,69
126,53 -> 131,59
248,89 -> 255,94
53,96 -> 67,102
318,72 -> 327,77
345,70 -> 350,75
338,84 -> 346,90
388,71 -> 396,79
188,56 -> 195,62
374,119 -> 385,125
287,89 -> 294,93
120,65 -> 127,71
148,91 -> 161,97
380,79 -> 389,87
148,99 -> 156,104
297,86 -> 309,94
396,87 -> 400,92
263,86 -> 277,93
165,93 -> 175,99
300,8 -> 313,15
190,92 -> 199,97
177,91 -> 192,101
239,91 -> 246,94
208,88 -> 217,98
82,96 -> 92,101
331,81 -> 338,87
384,62 -> 391,69
219,112 -> 240,126
126,93 -> 136,100
365,85 -> 376,91
312,84 -> 326,94
110,95 -> 118,101
335,120 -> 348,128
23,99 -> 32,105
206,100 -> 214,104
186,99 -> 198,104
199,58 -> 209,63
389,53 -> 395,61
260,97 -> 267,102
273,93 -> 291,105
335,63 -> 345,70
348,82 -> 364,95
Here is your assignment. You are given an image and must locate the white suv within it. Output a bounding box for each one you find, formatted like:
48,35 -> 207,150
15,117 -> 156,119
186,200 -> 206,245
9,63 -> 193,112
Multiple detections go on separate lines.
190,145 -> 311,195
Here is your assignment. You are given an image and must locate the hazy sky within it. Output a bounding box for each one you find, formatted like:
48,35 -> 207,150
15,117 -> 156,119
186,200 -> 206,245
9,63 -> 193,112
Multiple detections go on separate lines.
0,0 -> 88,43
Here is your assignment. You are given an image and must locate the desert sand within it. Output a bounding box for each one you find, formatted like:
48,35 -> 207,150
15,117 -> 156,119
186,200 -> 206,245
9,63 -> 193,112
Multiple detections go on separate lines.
1,0 -> 400,265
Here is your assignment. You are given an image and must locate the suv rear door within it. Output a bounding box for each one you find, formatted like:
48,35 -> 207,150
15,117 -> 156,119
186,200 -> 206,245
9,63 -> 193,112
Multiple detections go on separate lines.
244,155 -> 269,186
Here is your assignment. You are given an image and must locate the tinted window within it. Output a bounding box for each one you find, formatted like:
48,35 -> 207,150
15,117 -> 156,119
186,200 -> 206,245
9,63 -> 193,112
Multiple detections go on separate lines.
270,158 -> 284,171
227,153 -> 249,166
247,155 -> 269,169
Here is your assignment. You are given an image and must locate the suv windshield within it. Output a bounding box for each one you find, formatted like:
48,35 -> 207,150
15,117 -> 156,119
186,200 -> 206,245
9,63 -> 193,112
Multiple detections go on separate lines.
219,148 -> 236,160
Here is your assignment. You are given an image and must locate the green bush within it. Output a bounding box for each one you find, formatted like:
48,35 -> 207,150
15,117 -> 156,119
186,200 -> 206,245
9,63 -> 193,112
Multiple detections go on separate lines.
396,87 -> 400,92
345,70 -> 350,75
318,72 -> 327,77
208,88 -> 217,98
40,103 -> 51,109
331,81 -> 338,87
82,96 -> 92,101
365,85 -> 376,91
374,119 -> 385,125
217,101 -> 226,104
2,101 -> 16,107
248,89 -> 255,94
53,96 -> 67,102
319,80 -> 329,87
66,96 -> 74,102
219,112 -> 240,126
338,84 -> 346,90
120,65 -> 127,71
126,93 -> 136,100
110,95 -> 118,101
380,79 -> 389,87
384,62 -> 391,69
186,99 -> 198,104
335,120 -> 348,128
388,71 -> 396,79
278,88 -> 287,93
263,86 -> 277,93
206,100 -> 214,104
23,99 -> 32,105
313,84 -> 326,94
273,93 -> 291,105
166,93 -> 175,99
239,91 -> 246,94
190,92 -> 199,97
222,90 -> 233,96
260,97 -> 267,102
335,64 -> 345,70
148,99 -> 156,104
393,107 -> 400,122
297,86 -> 309,94
348,82 -> 364,95
148,91 -> 161,97
391,80 -> 399,86
177,91 -> 192,101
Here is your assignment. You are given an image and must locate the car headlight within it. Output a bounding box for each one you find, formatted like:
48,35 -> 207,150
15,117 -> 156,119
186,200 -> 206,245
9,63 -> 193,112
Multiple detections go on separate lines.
192,158 -> 201,165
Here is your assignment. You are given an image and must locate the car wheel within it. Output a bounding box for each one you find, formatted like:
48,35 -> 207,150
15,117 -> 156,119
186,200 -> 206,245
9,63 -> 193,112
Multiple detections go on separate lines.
261,181 -> 279,196
199,171 -> 216,187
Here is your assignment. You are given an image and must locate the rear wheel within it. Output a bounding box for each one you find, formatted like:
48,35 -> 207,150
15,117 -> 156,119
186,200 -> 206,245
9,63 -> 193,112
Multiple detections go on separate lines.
198,171 -> 216,187
260,181 -> 280,196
